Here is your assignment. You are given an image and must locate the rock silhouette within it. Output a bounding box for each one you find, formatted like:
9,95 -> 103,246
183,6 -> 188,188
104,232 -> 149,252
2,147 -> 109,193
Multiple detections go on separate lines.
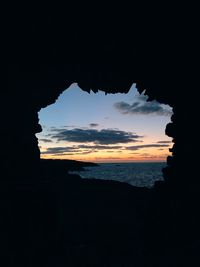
4,6 -> 200,266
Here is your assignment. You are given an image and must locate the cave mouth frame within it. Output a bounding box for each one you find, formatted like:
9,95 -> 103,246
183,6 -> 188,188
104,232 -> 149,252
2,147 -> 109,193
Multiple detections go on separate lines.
36,83 -> 171,188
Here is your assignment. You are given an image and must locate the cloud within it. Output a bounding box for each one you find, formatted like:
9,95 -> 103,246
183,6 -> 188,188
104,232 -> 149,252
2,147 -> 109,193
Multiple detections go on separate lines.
89,123 -> 99,128
41,144 -> 124,155
93,156 -> 122,161
49,128 -> 143,144
40,138 -> 53,143
41,142 -> 169,156
60,125 -> 79,129
114,93 -> 172,116
49,153 -> 75,156
77,144 -> 123,150
157,140 -> 172,144
126,144 -> 169,151
42,146 -> 80,154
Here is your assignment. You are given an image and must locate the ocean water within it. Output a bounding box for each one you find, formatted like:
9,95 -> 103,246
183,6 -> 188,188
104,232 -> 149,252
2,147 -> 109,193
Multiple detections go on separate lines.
70,162 -> 165,188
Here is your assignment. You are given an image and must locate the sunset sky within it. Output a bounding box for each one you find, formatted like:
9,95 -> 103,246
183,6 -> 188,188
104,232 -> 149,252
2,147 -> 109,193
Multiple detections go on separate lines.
36,83 -> 173,163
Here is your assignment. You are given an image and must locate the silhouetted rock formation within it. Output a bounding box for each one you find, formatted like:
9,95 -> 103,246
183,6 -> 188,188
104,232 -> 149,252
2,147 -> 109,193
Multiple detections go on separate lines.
40,159 -> 98,174
4,6 -> 200,266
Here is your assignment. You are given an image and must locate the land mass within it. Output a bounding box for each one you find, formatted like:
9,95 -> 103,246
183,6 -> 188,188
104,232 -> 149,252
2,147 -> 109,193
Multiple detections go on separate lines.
40,158 -> 99,174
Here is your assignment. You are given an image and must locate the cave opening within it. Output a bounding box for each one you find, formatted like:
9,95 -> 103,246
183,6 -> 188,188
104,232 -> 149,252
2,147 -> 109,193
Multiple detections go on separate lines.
36,83 -> 173,188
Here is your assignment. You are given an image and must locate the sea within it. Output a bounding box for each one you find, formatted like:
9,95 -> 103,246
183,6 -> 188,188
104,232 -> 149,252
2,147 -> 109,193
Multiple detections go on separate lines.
70,162 -> 165,188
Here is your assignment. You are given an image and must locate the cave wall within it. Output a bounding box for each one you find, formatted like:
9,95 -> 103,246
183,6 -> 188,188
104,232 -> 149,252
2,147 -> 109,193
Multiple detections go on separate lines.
5,63 -> 198,190
5,7 -> 199,191
4,7 -> 200,266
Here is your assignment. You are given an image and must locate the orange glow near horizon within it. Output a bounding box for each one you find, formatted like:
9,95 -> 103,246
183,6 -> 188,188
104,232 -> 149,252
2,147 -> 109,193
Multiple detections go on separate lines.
40,144 -> 171,163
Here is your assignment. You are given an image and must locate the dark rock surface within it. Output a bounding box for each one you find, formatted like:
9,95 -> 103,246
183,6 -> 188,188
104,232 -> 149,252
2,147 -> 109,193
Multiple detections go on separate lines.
3,164 -> 151,266
4,5 -> 200,266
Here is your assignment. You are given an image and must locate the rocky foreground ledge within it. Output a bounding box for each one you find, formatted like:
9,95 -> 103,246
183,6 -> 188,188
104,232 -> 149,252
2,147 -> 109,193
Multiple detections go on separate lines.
3,160 -> 200,266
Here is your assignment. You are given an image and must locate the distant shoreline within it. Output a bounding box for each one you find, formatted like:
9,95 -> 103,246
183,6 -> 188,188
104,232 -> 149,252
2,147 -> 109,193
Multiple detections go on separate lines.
40,158 -> 99,173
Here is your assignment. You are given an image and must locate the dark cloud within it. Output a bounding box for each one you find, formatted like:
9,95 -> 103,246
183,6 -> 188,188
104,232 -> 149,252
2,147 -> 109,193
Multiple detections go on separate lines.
50,153 -> 75,156
40,138 -> 53,143
41,143 -> 169,156
60,125 -> 78,129
157,140 -> 172,144
89,123 -> 99,128
50,128 -> 143,144
126,144 -> 169,151
77,144 -> 123,150
41,144 -> 125,155
114,93 -> 172,116
42,147 -> 80,154
52,151 -> 92,156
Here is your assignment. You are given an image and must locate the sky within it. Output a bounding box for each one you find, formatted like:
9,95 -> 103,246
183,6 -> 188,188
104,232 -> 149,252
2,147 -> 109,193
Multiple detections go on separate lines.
36,83 -> 173,163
